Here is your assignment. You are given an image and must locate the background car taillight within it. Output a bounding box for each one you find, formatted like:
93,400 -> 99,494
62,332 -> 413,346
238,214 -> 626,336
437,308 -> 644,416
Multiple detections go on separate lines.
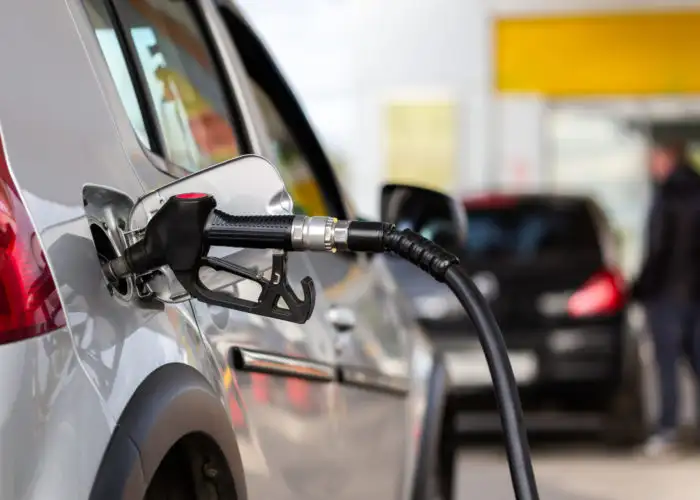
0,135 -> 65,344
567,268 -> 626,318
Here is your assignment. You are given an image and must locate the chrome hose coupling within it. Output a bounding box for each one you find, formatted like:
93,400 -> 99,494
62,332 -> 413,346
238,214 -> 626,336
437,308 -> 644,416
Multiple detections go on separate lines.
290,216 -> 350,252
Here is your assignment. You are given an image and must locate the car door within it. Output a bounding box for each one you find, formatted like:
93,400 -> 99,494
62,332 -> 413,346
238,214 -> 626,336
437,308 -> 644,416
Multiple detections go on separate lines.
219,7 -> 412,500
80,1 -> 347,499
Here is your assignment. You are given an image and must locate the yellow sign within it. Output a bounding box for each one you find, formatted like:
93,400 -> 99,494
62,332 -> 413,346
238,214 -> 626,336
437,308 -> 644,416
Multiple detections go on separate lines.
287,177 -> 327,217
496,10 -> 700,95
385,100 -> 456,192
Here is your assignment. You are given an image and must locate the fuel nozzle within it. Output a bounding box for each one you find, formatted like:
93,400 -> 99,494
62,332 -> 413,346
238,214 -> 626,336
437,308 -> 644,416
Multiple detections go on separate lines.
104,192 -> 216,281
206,212 -> 391,254
205,212 -> 348,251
100,193 -> 316,323
101,256 -> 130,282
103,190 -> 441,282
100,192 -> 447,323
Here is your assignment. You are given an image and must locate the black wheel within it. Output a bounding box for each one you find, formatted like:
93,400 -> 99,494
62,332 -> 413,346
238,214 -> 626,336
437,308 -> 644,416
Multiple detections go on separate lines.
145,447 -> 197,500
144,435 -> 234,500
436,445 -> 456,500
422,454 -> 447,500
602,335 -> 647,447
436,401 -> 457,500
417,411 -> 454,500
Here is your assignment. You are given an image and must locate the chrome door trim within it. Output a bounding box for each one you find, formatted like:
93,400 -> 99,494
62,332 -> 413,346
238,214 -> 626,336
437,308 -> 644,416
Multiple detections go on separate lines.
231,347 -> 335,382
338,366 -> 410,397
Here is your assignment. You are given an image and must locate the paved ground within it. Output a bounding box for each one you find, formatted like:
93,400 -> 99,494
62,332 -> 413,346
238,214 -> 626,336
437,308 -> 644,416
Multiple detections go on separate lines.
453,323 -> 700,499
456,441 -> 700,500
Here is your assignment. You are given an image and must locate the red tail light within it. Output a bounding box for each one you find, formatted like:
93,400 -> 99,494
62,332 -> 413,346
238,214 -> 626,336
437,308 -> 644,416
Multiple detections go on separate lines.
567,269 -> 626,318
0,135 -> 65,344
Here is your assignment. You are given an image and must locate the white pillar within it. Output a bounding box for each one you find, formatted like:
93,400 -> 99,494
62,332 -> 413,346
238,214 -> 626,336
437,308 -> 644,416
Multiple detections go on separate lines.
350,0 -> 493,217
494,95 -> 547,192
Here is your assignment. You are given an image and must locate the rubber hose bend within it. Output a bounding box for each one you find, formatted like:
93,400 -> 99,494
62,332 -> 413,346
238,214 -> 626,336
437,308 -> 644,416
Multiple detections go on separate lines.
381,227 -> 539,500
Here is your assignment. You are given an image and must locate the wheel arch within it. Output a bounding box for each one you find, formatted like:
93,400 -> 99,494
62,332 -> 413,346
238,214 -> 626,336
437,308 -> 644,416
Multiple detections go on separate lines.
89,362 -> 246,500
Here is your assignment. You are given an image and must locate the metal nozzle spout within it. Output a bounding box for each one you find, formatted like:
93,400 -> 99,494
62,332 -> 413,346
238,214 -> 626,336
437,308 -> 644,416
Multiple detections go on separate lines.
102,255 -> 130,282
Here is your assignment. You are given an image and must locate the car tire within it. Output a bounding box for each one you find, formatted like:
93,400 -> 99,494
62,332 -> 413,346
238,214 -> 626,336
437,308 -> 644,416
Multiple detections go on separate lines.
602,335 -> 647,448
434,446 -> 454,500
436,401 -> 457,500
424,458 -> 448,500
145,449 -> 198,500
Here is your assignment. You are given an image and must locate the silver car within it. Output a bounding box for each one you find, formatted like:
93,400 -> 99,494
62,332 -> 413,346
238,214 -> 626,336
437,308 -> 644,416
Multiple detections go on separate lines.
0,1 -> 454,499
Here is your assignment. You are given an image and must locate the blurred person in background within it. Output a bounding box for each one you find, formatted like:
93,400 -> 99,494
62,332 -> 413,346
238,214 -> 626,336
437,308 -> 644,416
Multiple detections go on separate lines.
631,140 -> 700,456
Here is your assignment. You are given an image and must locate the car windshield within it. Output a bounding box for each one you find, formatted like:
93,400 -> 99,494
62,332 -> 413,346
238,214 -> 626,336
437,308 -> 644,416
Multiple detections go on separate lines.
463,199 -> 601,260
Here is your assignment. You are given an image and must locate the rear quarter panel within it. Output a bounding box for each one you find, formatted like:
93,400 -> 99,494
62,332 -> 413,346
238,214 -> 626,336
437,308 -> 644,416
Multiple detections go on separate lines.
0,0 -> 236,498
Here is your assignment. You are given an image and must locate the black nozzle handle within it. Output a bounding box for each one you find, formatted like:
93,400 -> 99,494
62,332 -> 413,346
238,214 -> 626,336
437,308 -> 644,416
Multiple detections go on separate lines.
204,210 -> 296,250
98,194 -> 316,323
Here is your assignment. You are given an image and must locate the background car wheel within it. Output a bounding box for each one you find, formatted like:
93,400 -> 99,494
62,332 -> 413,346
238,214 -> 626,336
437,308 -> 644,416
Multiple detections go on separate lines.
603,387 -> 646,447
436,403 -> 457,500
423,455 -> 449,500
433,446 -> 454,500
602,336 -> 647,447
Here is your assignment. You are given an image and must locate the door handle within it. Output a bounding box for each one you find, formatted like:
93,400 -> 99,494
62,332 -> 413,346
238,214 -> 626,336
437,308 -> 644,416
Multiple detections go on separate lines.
327,306 -> 356,333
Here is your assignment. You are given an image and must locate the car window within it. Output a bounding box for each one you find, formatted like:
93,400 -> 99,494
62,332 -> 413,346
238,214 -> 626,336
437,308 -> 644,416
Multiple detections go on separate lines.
249,81 -> 330,217
85,0 -> 243,173
464,200 -> 601,260
84,0 -> 151,148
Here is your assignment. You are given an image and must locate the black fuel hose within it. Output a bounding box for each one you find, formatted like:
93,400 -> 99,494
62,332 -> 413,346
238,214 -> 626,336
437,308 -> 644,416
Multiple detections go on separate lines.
364,224 -> 539,500
443,264 -> 538,500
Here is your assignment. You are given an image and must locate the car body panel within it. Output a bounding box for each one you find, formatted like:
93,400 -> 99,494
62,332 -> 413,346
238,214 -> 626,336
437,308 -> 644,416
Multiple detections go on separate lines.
0,328 -> 111,500
0,1 -> 234,498
0,0 -> 438,499
313,252 -> 411,499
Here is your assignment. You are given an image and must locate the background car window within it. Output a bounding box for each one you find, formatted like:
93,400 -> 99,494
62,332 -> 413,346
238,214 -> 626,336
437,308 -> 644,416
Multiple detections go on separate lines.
250,81 -> 330,216
464,200 -> 601,260
84,0 -> 151,148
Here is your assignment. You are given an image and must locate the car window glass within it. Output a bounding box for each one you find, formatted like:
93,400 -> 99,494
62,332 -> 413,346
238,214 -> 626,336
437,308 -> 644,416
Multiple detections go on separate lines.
464,201 -> 600,260
122,0 -> 241,172
84,0 -> 151,148
88,0 -> 242,173
249,81 -> 330,217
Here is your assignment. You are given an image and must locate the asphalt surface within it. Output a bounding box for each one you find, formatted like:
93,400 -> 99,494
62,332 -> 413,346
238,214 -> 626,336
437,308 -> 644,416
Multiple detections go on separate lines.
455,334 -> 700,500
456,439 -> 700,500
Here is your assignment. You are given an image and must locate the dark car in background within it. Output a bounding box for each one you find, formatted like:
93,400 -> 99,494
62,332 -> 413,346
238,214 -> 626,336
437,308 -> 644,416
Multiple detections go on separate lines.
387,192 -> 646,445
